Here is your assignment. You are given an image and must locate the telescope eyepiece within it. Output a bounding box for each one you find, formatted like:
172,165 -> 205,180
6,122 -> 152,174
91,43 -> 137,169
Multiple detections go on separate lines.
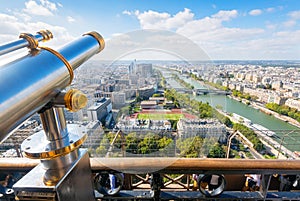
83,31 -> 105,53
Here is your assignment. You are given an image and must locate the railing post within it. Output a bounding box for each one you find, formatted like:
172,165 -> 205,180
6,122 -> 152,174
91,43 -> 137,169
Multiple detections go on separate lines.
261,174 -> 272,200
123,174 -> 132,190
187,174 -> 190,191
150,173 -> 162,201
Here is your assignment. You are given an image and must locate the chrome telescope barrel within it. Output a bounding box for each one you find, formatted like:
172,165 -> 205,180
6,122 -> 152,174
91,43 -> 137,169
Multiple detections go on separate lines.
0,30 -> 53,56
0,31 -> 105,142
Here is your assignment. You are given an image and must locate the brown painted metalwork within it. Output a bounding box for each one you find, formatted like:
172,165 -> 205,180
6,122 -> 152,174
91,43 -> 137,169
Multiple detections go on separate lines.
1,157 -> 300,174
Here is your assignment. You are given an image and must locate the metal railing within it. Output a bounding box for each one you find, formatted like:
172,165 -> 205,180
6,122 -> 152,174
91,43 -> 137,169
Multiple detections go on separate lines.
1,157 -> 300,200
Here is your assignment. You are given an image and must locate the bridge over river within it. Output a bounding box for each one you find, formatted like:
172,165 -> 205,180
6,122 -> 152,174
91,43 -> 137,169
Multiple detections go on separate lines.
172,87 -> 232,95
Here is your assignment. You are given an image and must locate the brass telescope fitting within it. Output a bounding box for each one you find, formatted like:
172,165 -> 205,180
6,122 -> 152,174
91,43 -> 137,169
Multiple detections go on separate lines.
37,29 -> 53,41
84,31 -> 105,53
19,33 -> 39,49
19,30 -> 53,50
0,29 -> 53,56
52,89 -> 88,112
39,46 -> 74,85
64,89 -> 88,112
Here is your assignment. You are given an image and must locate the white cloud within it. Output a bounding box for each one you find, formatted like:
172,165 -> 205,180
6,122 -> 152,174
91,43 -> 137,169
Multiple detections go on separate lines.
249,9 -> 262,16
13,11 -> 32,22
126,8 -> 300,59
265,21 -> 277,30
266,7 -> 275,13
122,10 -> 132,16
176,10 -> 239,36
27,22 -> 75,47
212,10 -> 238,20
288,10 -> 300,19
252,30 -> 300,56
0,13 -> 25,36
0,0 -> 76,49
0,11 -> 74,49
111,33 -> 123,37
135,10 -> 170,29
40,0 -> 57,11
23,0 -> 59,16
283,20 -> 296,27
282,10 -> 300,28
67,16 -> 75,23
95,30 -> 211,61
23,0 -> 54,16
166,8 -> 194,29
0,13 -> 18,22
0,1 -> 85,62
124,9 -> 276,59
127,8 -> 194,30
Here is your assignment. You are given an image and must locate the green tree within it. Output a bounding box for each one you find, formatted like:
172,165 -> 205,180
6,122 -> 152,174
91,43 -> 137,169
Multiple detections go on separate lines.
279,105 -> 290,116
138,133 -> 159,154
173,99 -> 181,108
200,137 -> 217,157
158,137 -> 174,156
207,143 -> 226,158
96,137 -> 110,156
153,93 -> 162,97
169,120 -> 178,130
126,132 -> 139,154
136,95 -> 143,102
223,117 -> 233,128
176,137 -> 203,158
233,123 -> 265,152
266,103 -> 279,111
244,94 -> 251,100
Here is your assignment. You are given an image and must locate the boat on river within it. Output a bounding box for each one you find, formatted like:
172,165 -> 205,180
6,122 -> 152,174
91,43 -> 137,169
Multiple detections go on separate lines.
249,123 -> 275,137
232,113 -> 275,137
232,113 -> 252,125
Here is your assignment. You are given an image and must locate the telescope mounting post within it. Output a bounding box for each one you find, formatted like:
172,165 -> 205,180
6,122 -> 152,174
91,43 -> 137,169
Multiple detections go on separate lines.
13,90 -> 95,201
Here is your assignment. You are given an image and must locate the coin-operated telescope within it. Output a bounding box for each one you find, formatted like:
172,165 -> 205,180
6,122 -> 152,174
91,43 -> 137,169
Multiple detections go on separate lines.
0,30 -> 105,201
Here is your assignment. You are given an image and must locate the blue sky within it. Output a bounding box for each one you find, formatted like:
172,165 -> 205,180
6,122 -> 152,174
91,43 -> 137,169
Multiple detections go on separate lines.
0,0 -> 299,60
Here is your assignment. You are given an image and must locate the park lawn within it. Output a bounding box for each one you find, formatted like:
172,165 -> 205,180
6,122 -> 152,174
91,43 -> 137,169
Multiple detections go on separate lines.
137,113 -> 184,120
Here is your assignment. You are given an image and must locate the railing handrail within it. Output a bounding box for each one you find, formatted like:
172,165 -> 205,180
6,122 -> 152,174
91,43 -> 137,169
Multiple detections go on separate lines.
1,157 -> 300,174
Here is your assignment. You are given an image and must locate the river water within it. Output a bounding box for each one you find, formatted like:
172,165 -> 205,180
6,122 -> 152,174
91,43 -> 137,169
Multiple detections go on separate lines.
159,68 -> 300,152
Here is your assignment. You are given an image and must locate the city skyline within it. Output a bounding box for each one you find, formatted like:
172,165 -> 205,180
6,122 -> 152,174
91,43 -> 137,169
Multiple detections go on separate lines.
0,0 -> 300,60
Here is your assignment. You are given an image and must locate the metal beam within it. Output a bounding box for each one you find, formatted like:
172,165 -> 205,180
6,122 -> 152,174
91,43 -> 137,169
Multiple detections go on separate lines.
90,158 -> 300,174
1,158 -> 300,174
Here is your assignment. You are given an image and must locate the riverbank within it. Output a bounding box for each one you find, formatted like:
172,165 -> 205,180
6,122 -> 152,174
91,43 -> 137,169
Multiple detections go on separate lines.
196,78 -> 300,130
252,102 -> 300,129
216,108 -> 293,159
227,95 -> 300,129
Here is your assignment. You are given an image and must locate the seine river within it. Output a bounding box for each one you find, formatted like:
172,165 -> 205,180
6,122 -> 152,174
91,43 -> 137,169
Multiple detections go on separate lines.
159,68 -> 300,152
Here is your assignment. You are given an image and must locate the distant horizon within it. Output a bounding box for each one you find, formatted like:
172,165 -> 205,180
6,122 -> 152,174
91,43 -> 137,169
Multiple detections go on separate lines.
89,59 -> 300,68
92,58 -> 300,63
93,59 -> 300,61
